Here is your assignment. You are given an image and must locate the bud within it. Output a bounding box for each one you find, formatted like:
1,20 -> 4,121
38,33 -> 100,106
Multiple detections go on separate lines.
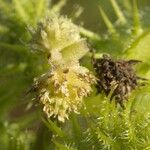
30,15 -> 88,66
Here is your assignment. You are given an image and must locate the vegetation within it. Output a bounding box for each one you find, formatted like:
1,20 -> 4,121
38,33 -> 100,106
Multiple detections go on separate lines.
0,0 -> 150,149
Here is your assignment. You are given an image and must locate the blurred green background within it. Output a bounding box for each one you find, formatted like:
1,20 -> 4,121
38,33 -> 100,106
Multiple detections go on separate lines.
0,0 -> 150,150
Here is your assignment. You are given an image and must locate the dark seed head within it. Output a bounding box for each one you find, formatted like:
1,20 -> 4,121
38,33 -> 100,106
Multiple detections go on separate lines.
92,54 -> 146,108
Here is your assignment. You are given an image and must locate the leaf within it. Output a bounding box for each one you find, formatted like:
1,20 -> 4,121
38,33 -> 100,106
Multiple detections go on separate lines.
124,31 -> 150,64
54,141 -> 75,150
34,0 -> 47,22
42,117 -> 66,138
110,0 -> 127,25
61,39 -> 89,63
99,6 -> 116,34
12,0 -> 29,23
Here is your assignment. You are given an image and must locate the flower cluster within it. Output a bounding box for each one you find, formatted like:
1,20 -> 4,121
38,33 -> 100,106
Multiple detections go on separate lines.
30,15 -> 95,122
30,15 -> 89,66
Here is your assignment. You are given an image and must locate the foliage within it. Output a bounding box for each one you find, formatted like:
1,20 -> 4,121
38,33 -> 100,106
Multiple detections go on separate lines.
0,0 -> 150,150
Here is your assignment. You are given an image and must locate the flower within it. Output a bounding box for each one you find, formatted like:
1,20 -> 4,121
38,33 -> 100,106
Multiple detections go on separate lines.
34,65 -> 95,122
30,15 -> 89,66
30,15 -> 96,122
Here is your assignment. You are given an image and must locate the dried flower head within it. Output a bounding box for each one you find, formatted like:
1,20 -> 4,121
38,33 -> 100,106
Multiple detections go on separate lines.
33,65 -> 95,122
93,54 -> 146,108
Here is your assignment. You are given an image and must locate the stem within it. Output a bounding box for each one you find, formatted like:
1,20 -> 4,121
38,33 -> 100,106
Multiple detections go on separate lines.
99,6 -> 116,34
51,0 -> 67,13
110,0 -> 127,25
79,26 -> 101,41
132,0 -> 143,36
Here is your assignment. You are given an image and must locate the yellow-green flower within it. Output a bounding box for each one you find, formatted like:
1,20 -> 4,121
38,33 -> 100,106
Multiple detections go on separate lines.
30,15 -> 96,122
34,65 -> 95,122
30,15 -> 89,66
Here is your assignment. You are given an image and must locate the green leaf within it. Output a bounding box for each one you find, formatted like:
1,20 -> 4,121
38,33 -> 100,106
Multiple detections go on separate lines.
34,0 -> 48,22
12,0 -> 29,23
42,117 -> 66,138
132,0 -> 143,36
61,40 -> 89,63
124,31 -> 150,64
54,141 -> 75,150
110,0 -> 127,24
99,6 -> 116,34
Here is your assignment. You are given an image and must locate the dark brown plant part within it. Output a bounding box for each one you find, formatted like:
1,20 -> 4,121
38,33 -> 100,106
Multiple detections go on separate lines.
92,54 -> 146,108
